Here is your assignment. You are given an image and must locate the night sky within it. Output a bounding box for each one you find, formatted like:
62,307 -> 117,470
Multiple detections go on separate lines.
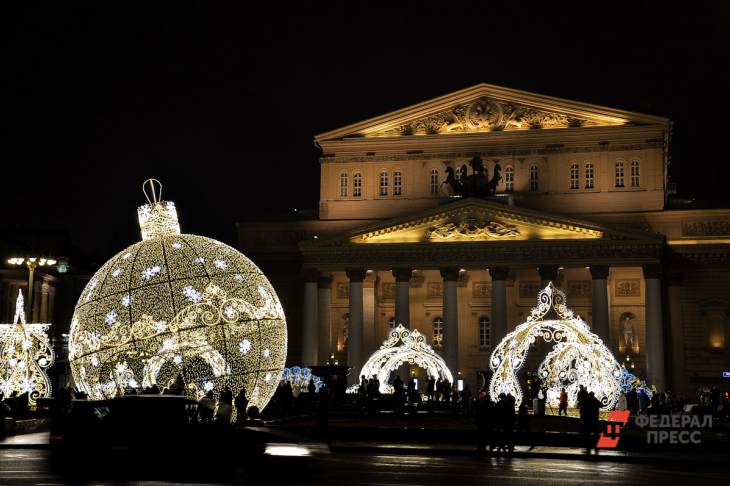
2,4 -> 730,264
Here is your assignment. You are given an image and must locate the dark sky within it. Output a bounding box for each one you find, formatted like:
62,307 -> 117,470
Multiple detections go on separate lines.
2,4 -> 730,263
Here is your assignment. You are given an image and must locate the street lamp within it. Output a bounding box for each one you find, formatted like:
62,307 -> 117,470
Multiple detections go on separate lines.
6,257 -> 56,316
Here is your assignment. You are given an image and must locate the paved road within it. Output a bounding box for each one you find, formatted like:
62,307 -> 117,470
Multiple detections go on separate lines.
2,449 -> 728,485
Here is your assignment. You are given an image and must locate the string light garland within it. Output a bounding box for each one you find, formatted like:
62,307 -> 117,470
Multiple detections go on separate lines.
0,291 -> 54,405
489,283 -> 621,409
69,179 -> 287,411
350,324 -> 454,394
281,366 -> 323,394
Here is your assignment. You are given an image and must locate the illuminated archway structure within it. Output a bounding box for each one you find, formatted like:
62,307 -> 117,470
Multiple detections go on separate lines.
355,324 -> 453,394
489,283 -> 621,409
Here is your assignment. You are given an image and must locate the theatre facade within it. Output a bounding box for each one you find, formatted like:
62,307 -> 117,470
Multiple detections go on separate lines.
238,83 -> 730,395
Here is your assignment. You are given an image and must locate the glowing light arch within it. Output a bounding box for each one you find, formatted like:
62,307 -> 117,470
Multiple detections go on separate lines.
354,324 -> 453,394
489,283 -> 621,409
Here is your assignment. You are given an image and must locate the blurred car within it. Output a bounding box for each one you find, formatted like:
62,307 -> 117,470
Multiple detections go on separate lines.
48,394 -> 328,484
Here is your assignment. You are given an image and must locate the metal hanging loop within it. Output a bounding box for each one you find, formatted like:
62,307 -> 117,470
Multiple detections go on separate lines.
142,178 -> 163,205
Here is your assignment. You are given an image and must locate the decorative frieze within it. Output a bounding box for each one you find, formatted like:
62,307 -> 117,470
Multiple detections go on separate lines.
427,282 -> 443,299
472,281 -> 492,299
615,279 -> 641,297
381,282 -> 396,300
519,281 -> 541,298
567,280 -> 592,298
682,220 -> 730,237
335,282 -> 349,299
425,217 -> 520,241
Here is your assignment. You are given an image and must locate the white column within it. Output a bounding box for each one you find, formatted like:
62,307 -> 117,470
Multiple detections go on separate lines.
317,275 -> 332,365
643,264 -> 666,391
489,267 -> 508,348
301,269 -> 319,367
363,274 -> 376,357
441,267 -> 460,375
393,268 -> 412,327
590,266 -> 611,343
346,268 -> 366,385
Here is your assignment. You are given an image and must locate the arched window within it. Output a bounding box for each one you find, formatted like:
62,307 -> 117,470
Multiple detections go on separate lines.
432,316 -> 443,347
379,171 -> 389,196
630,160 -> 640,187
570,163 -> 579,190
615,162 -> 625,188
393,171 -> 402,196
353,172 -> 362,197
479,316 -> 490,348
585,163 -> 594,189
340,172 -> 348,197
388,316 -> 395,329
505,166 -> 514,192
529,165 -> 539,192
430,168 -> 439,195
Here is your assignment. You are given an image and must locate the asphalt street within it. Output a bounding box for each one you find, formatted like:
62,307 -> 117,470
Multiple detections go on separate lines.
1,449 -> 729,485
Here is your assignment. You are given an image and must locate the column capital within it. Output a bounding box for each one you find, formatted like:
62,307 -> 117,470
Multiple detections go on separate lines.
642,264 -> 663,280
589,265 -> 610,280
489,266 -> 509,281
302,268 -> 319,283
346,268 -> 367,282
439,267 -> 460,282
318,274 -> 333,289
392,268 -> 413,282
538,265 -> 559,282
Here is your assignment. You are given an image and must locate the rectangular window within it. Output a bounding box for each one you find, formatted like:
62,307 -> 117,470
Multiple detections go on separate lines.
432,317 -> 443,347
615,162 -> 625,188
570,164 -> 579,190
530,166 -> 539,192
379,171 -> 388,196
479,317 -> 490,348
353,172 -> 362,197
393,171 -> 402,196
585,163 -> 594,189
430,169 -> 439,195
630,160 -> 640,187
505,166 -> 514,192
339,172 -> 348,197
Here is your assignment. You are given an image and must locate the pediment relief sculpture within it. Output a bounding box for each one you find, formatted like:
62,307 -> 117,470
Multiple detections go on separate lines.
368,96 -> 604,137
425,217 -> 520,241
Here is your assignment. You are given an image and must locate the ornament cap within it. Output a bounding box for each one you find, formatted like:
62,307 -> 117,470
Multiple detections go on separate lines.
137,179 -> 181,240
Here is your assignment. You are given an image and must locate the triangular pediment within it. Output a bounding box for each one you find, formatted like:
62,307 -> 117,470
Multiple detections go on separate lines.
315,83 -> 668,141
312,199 -> 662,246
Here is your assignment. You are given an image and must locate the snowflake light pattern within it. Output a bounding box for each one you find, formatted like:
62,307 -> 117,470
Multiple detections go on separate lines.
69,180 -> 287,412
0,291 -> 55,405
489,283 -> 622,409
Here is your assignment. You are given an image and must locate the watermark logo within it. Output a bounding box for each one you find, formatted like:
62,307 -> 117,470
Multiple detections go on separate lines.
635,414 -> 712,444
596,410 -> 631,449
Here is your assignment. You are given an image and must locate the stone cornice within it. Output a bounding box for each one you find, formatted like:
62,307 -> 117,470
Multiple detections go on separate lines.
301,239 -> 663,271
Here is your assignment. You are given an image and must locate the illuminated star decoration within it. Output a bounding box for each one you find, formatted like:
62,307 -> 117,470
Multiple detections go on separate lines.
489,283 -> 622,409
351,324 -> 454,394
0,291 -> 55,405
68,179 -> 288,414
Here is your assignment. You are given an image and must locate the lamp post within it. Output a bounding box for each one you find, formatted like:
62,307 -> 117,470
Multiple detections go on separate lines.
6,257 -> 56,317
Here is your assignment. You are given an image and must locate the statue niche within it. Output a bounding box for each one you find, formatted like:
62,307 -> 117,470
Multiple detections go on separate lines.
443,155 -> 501,198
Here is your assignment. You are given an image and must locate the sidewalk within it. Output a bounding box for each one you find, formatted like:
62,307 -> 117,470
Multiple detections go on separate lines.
0,431 -> 49,448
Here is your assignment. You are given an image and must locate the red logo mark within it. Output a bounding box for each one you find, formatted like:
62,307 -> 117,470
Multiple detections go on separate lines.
596,410 -> 631,449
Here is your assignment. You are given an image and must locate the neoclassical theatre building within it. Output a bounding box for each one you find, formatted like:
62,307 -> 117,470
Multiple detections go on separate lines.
238,84 -> 730,395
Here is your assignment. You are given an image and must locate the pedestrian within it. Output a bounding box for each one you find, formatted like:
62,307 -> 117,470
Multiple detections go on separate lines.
475,391 -> 494,453
198,391 -> 216,424
234,387 -> 248,425
317,384 -> 330,432
307,378 -> 316,395
215,387 -> 233,425
461,384 -> 472,416
558,387 -> 568,416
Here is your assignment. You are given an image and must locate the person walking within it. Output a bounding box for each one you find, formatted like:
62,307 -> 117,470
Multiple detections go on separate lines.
558,387 -> 568,416
198,391 -> 216,424
234,387 -> 249,425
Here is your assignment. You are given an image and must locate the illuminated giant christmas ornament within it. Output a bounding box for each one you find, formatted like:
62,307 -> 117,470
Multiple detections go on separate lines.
69,179 -> 287,411
489,283 -> 621,409
351,324 -> 453,394
0,291 -> 55,405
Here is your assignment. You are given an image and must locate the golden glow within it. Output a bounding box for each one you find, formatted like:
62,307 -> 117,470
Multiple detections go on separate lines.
69,190 -> 287,413
351,214 -> 603,244
668,239 -> 730,245
0,291 -> 54,405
